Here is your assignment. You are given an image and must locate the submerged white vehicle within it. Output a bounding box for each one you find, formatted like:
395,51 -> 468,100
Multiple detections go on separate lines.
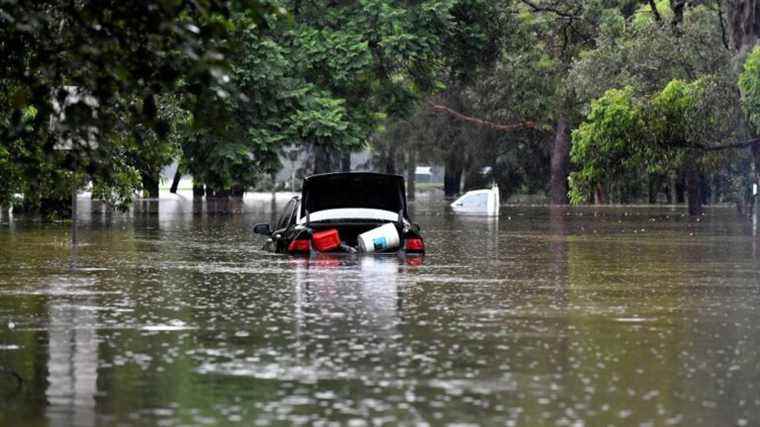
450,185 -> 500,216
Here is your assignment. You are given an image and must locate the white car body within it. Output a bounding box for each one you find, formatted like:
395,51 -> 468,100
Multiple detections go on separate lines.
450,185 -> 500,216
298,208 -> 409,226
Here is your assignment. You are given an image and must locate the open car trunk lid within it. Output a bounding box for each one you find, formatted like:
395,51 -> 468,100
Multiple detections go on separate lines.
300,173 -> 408,219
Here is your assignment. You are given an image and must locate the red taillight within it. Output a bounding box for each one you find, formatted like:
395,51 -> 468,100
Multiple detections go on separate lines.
405,238 -> 425,252
288,239 -> 310,253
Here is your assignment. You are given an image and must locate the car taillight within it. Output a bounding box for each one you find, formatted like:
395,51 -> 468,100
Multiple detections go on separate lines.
405,238 -> 425,252
288,239 -> 310,253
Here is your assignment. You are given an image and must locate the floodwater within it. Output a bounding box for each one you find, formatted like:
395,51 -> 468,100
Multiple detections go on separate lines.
1,193 -> 759,426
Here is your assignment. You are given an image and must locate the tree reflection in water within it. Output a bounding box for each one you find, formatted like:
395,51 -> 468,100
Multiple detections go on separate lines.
45,278 -> 98,427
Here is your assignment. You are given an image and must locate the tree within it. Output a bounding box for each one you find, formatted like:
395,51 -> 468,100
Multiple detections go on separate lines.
177,0 -> 468,196
421,43 -> 553,199
177,23 -> 358,197
569,2 -> 745,208
739,46 -> 760,133
293,0 -> 482,176
512,0 -> 604,205
0,0 -> 274,216
569,87 -> 646,205
417,0 -> 636,202
729,0 -> 760,51
571,75 -> 743,214
738,46 -> 760,212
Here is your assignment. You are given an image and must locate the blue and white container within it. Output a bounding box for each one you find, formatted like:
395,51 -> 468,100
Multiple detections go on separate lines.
357,223 -> 400,253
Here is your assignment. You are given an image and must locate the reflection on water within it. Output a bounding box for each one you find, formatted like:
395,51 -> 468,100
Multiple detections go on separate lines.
1,194 -> 760,425
46,278 -> 98,427
293,255 -> 402,338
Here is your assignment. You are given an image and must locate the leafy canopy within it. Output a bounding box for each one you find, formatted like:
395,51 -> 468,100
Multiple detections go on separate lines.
739,46 -> 760,135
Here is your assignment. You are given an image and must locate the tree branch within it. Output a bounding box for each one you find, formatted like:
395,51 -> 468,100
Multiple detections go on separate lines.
696,137 -> 760,151
647,0 -> 661,22
671,0 -> 686,28
716,1 -> 730,50
428,102 -> 536,132
519,0 -> 578,18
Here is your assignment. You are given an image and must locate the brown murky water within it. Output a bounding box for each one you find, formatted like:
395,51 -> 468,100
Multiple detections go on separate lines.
1,193 -> 759,426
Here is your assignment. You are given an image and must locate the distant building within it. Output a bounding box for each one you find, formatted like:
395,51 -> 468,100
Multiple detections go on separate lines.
415,166 -> 432,183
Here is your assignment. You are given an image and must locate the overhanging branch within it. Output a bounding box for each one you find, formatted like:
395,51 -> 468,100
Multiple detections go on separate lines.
428,102 -> 536,132
519,0 -> 578,18
647,0 -> 661,22
696,137 -> 760,151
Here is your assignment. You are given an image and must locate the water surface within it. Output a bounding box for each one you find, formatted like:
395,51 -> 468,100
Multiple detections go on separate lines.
1,194 -> 759,426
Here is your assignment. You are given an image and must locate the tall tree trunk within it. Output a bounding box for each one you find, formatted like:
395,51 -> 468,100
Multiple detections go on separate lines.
550,115 -> 570,205
686,165 -> 703,216
385,143 -> 397,175
270,173 -> 277,200
594,183 -> 606,205
207,188 -> 230,198
314,144 -> 327,174
648,174 -> 658,204
444,150 -> 462,198
406,147 -> 416,201
671,0 -> 686,28
70,185 -> 77,263
193,183 -> 205,198
676,174 -> 686,204
442,87 -> 465,198
231,183 -> 245,198
314,144 -> 337,174
341,152 -> 351,172
443,170 -> 461,198
142,172 -> 160,199
730,0 -> 760,51
699,173 -> 710,206
170,168 -> 182,194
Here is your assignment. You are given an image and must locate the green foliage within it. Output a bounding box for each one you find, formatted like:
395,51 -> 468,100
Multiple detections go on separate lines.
572,5 -> 731,108
0,0 -> 275,213
176,0 -> 485,188
570,74 -> 743,204
569,87 -> 644,203
650,79 -> 703,148
739,46 -> 760,135
567,2 -> 748,205
632,0 -> 671,27
90,155 -> 142,212
0,0 -> 751,212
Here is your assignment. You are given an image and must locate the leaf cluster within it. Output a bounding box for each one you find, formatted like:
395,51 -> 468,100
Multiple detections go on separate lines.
0,0 -> 270,210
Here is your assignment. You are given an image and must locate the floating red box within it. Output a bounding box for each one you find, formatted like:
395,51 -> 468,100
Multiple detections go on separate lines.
311,229 -> 341,252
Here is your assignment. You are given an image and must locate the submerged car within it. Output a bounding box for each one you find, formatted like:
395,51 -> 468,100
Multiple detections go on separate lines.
254,172 -> 425,255
450,184 -> 500,216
